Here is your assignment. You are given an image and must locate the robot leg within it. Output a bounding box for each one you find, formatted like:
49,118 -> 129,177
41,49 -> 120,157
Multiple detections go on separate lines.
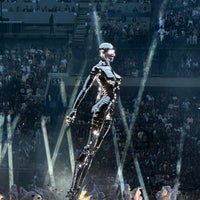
67,145 -> 92,200
67,105 -> 111,199
74,118 -> 112,189
96,119 -> 111,148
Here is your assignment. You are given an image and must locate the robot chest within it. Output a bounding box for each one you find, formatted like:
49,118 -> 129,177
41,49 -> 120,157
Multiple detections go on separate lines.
99,67 -> 121,86
98,74 -> 117,87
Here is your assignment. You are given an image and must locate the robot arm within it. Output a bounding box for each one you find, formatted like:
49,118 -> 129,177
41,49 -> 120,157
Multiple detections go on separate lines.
72,73 -> 96,111
66,67 -> 99,126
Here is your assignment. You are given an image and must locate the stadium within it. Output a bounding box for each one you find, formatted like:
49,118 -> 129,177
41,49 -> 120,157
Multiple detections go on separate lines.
0,0 -> 200,199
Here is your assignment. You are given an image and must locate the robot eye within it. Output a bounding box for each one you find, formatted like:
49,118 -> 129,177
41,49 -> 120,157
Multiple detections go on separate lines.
107,49 -> 115,55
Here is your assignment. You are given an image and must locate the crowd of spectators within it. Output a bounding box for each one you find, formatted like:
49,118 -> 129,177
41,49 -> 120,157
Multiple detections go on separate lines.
87,0 -> 200,47
86,45 -> 200,78
0,39 -> 70,152
115,90 -> 200,193
2,0 -> 78,13
162,49 -> 200,77
156,0 -> 200,46
2,0 -> 200,48
0,39 -> 71,199
92,0 -> 151,46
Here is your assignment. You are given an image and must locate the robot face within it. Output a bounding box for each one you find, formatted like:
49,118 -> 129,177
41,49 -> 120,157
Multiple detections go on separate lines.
106,49 -> 115,61
99,42 -> 115,62
102,49 -> 116,62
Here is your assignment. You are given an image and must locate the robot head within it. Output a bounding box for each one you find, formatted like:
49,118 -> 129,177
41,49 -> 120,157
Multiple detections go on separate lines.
99,42 -> 115,62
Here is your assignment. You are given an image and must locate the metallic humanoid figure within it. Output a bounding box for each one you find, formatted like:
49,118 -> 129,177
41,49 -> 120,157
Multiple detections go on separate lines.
65,42 -> 121,199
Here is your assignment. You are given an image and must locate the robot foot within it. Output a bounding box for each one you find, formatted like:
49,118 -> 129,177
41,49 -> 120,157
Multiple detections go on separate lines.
66,188 -> 80,200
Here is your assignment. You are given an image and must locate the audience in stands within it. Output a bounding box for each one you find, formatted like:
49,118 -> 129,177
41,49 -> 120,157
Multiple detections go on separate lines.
2,0 -> 78,13
155,0 -> 200,46
0,1 -> 200,200
3,0 -> 200,48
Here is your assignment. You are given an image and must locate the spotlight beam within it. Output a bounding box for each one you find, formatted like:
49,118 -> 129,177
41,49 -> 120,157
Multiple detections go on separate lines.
116,0 -> 170,182
41,116 -> 56,187
7,114 -> 14,188
0,117 -> 5,163
130,143 -> 149,200
0,115 -> 20,166
92,8 -> 102,45
112,2 -> 170,199
120,35 -> 158,168
112,124 -> 125,200
60,79 -> 67,107
116,98 -> 149,200
176,125 -> 187,181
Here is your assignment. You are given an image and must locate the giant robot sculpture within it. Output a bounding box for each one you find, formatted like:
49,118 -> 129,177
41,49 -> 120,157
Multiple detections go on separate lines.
65,42 -> 121,199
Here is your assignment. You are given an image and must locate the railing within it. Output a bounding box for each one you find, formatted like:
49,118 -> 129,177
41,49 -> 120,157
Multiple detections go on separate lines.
2,12 -> 76,24
48,73 -> 200,87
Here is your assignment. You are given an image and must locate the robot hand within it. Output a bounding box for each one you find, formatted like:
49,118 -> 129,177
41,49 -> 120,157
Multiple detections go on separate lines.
65,109 -> 77,126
